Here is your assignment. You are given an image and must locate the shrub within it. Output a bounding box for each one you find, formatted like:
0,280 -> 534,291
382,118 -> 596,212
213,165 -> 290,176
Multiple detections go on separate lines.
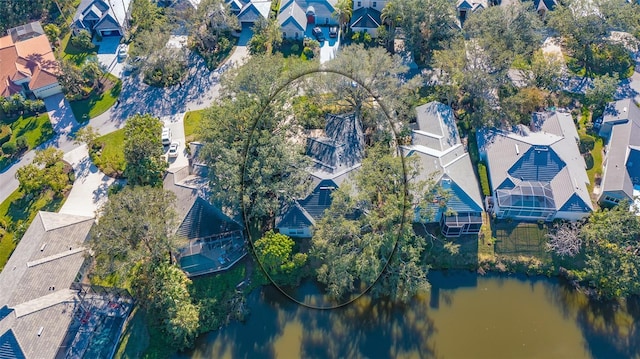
579,135 -> 595,154
2,141 -> 17,155
291,44 -> 300,53
478,162 -> 491,196
71,30 -> 94,50
302,46 -> 313,59
0,125 -> 11,146
15,136 -> 28,151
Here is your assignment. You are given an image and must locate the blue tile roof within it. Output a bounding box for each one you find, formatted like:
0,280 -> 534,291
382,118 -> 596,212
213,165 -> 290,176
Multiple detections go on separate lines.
0,306 -> 12,322
508,146 -> 565,182
626,148 -> 640,185
0,330 -> 25,359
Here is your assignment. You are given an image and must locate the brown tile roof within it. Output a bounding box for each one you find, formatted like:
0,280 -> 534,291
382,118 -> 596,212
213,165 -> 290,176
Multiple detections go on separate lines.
0,32 -> 59,98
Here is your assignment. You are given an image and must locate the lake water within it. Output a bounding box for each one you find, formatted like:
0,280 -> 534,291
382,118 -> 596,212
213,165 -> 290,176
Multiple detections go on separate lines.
178,271 -> 640,359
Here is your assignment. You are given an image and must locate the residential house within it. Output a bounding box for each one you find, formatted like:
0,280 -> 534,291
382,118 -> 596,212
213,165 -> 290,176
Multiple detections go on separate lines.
278,0 -> 307,39
456,0 -> 486,25
72,0 -> 132,37
532,0 -> 557,18
478,111 -> 593,221
402,102 -> 484,237
0,212 -> 132,359
276,112 -> 365,238
597,99 -> 640,207
237,0 -> 272,25
226,0 -> 244,14
165,144 -> 246,277
277,0 -> 338,40
0,22 -> 62,99
350,7 -> 382,37
350,0 -> 386,37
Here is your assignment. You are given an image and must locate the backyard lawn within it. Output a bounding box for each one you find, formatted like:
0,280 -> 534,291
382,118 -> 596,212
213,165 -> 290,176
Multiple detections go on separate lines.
92,128 -> 126,177
184,110 -> 204,142
0,189 -> 66,271
70,74 -> 122,122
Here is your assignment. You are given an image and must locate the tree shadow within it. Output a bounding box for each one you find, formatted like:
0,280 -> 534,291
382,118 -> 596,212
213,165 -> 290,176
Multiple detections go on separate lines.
546,280 -> 640,359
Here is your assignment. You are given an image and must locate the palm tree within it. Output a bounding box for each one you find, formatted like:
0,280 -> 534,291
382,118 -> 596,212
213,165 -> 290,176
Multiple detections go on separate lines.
381,1 -> 401,52
333,0 -> 353,38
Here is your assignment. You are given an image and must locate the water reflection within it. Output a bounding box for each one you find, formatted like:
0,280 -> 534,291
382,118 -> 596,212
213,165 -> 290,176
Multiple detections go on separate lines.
178,272 -> 640,359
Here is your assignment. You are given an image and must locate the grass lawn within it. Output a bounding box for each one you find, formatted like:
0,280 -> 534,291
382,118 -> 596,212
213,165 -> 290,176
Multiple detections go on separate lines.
70,74 -> 122,122
184,110 -> 204,143
492,221 -> 550,260
92,128 -> 126,177
0,189 -> 67,271
8,113 -> 55,148
58,32 -> 98,66
0,113 -> 55,171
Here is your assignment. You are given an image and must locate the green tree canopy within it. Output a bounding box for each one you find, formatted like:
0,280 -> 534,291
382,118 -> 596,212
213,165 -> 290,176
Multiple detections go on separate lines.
574,202 -> 640,298
123,114 -> 167,186
89,186 -> 180,281
16,147 -> 69,197
199,54 -> 313,228
254,231 -> 307,284
312,144 -> 431,302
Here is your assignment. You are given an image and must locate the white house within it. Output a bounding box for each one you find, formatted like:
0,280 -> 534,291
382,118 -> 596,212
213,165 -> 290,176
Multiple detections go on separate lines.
72,0 -> 132,37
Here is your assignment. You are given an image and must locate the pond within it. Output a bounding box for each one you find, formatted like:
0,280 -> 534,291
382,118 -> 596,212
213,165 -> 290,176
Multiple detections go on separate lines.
177,271 -> 640,358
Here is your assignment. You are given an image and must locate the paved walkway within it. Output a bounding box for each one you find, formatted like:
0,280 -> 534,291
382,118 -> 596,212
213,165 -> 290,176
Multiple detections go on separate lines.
59,145 -> 120,217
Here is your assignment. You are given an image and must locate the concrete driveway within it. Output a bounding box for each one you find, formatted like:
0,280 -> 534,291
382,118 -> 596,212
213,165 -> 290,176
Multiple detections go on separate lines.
59,145 -> 120,217
163,114 -> 189,171
94,36 -> 124,78
319,29 -> 340,64
44,93 -> 79,135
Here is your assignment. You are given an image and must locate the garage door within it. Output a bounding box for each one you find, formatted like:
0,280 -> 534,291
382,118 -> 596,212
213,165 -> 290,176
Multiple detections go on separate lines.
101,30 -> 121,37
34,84 -> 63,99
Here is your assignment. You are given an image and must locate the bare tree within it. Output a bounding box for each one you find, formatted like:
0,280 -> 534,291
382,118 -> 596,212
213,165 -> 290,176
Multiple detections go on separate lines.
545,222 -> 582,258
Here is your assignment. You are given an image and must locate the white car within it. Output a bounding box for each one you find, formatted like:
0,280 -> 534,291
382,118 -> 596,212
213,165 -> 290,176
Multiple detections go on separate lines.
161,127 -> 171,145
167,141 -> 180,158
117,44 -> 128,61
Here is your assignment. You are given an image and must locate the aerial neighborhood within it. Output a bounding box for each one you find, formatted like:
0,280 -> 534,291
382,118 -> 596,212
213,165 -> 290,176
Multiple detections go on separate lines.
1,0 -> 640,357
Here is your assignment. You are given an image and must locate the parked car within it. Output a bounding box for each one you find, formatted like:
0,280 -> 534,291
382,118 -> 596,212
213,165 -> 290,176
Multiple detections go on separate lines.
168,141 -> 180,158
312,27 -> 325,43
329,26 -> 338,38
162,127 -> 172,145
117,44 -> 128,61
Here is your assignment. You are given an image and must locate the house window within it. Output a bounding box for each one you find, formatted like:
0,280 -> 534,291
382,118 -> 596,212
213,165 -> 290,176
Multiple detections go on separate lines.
283,32 -> 286,38
357,1 -> 361,6
373,1 -> 377,7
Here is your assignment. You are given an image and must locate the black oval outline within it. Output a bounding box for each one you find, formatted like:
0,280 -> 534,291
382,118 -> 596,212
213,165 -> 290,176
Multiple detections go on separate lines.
240,67 -> 410,310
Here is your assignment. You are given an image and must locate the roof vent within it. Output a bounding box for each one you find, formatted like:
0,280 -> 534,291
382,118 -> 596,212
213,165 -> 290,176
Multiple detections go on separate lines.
40,243 -> 47,252
624,107 -> 628,112
515,144 -> 520,155
37,327 -> 43,336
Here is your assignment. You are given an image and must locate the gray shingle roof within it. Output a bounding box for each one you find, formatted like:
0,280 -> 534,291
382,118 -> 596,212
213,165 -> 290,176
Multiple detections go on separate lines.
278,113 -> 364,230
278,0 -> 307,30
73,0 -> 131,30
307,113 -> 364,180
599,99 -> 640,200
0,212 -> 93,359
350,7 -> 381,29
479,111 -> 593,215
403,102 -> 483,220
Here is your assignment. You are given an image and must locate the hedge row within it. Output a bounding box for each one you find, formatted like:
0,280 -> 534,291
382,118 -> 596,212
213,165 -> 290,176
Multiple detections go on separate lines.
478,162 -> 491,197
